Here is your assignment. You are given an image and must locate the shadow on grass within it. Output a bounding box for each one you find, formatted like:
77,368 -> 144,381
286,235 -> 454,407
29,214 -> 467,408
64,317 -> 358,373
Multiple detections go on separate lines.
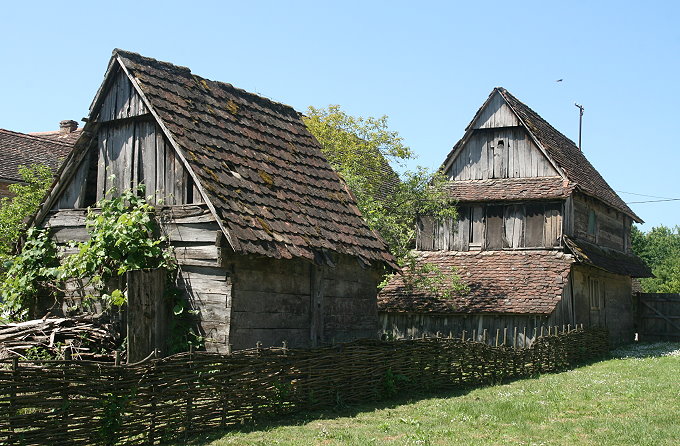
179,385 -> 478,445
179,357 -> 612,446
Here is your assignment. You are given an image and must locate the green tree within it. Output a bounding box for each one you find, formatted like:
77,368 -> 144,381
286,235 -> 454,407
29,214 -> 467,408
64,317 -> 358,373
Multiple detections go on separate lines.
304,105 -> 466,297
631,225 -> 680,292
0,164 -> 53,258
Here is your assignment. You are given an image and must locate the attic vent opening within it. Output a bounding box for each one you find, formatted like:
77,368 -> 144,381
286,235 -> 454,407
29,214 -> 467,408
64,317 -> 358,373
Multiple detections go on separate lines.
497,140 -> 504,147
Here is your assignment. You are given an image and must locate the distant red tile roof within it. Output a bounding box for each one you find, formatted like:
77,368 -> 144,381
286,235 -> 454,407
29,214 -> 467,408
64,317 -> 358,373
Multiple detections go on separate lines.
29,128 -> 82,146
378,250 -> 574,315
444,177 -> 575,202
94,49 -> 395,267
0,129 -> 73,182
564,236 -> 652,278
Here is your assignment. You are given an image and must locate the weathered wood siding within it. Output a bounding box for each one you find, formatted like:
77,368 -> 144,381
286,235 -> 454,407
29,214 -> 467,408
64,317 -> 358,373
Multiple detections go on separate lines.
570,264 -> 634,345
227,253 -> 381,350
447,128 -> 557,180
416,202 -> 563,251
56,69 -> 202,208
379,303 -> 574,347
571,193 -> 629,252
636,293 -> 680,341
472,92 -> 520,129
40,205 -> 230,352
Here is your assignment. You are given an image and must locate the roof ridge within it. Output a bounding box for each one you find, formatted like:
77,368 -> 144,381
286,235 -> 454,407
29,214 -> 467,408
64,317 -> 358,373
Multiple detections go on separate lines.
113,48 -> 301,118
0,128 -> 73,148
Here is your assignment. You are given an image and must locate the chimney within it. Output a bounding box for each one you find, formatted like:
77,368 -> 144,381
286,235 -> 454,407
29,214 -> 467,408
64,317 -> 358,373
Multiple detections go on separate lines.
59,120 -> 78,133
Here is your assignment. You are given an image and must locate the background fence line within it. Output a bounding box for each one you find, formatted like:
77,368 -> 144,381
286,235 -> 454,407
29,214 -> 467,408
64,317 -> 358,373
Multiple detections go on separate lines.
0,326 -> 609,445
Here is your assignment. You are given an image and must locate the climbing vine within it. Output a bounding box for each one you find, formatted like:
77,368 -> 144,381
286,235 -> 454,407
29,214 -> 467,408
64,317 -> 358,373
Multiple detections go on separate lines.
0,228 -> 60,322
60,186 -> 176,306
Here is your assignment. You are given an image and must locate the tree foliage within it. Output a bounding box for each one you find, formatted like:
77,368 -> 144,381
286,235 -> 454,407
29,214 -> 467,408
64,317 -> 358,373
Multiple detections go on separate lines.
0,164 -> 53,258
632,225 -> 680,293
304,105 -> 465,296
60,187 -> 176,302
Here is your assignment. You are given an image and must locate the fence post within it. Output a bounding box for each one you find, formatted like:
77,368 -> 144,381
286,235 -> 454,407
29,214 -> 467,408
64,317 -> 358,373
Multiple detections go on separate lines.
503,327 -> 508,346
185,345 -> 194,438
148,349 -> 158,446
513,327 -> 518,349
495,329 -> 500,347
461,330 -> 466,342
62,350 -> 71,438
8,357 -> 18,444
522,327 -> 527,348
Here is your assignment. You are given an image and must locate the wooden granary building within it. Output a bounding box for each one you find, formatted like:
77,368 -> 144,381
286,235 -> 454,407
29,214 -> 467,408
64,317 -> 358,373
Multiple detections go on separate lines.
378,87 -> 651,345
32,49 -> 395,352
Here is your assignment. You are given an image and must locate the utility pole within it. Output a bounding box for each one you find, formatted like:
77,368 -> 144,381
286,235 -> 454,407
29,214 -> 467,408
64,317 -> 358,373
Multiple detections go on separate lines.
574,103 -> 584,150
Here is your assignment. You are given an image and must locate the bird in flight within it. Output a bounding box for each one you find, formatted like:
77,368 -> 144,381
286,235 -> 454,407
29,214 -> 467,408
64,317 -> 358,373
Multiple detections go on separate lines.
556,79 -> 563,82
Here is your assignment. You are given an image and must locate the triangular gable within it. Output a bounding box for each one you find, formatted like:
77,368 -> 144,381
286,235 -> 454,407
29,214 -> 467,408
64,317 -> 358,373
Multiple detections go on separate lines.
442,89 -> 561,181
440,88 -> 641,223
34,50 -> 396,268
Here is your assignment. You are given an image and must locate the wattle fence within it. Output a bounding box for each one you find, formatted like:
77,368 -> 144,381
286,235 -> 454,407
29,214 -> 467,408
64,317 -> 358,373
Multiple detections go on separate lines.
0,327 -> 608,445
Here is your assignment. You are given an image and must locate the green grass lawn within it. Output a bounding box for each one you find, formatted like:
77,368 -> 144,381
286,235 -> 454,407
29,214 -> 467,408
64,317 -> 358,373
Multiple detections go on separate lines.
191,343 -> 680,446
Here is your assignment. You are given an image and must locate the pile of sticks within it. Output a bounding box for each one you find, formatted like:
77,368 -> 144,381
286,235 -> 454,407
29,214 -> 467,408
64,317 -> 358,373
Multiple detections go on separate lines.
0,317 -> 121,361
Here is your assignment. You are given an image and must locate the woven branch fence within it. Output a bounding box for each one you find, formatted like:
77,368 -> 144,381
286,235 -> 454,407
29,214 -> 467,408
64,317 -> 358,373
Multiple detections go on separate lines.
0,326 -> 608,445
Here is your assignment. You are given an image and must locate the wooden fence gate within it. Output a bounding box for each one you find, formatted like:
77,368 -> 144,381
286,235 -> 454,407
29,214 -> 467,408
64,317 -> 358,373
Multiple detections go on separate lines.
635,293 -> 680,341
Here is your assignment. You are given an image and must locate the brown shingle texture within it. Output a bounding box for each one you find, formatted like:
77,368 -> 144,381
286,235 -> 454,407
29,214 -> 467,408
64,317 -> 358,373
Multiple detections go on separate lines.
378,250 -> 574,315
444,177 -> 575,202
564,236 -> 652,278
497,88 -> 640,221
114,50 -> 394,266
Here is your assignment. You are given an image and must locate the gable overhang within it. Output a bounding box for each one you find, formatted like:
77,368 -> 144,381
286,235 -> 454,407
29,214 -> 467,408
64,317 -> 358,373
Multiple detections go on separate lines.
440,88 -> 567,180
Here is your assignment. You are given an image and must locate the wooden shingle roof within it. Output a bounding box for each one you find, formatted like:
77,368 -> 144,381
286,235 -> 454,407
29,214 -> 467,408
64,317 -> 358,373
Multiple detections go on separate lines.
378,250 -> 574,315
0,129 -> 72,182
444,177 -> 576,203
497,88 -> 640,221
564,236 -> 652,278
110,50 -> 394,267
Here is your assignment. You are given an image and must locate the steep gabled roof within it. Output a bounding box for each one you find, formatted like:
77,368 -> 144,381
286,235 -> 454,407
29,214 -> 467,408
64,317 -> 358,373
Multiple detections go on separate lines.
442,88 -> 641,222
73,49 -> 394,267
378,250 -> 574,315
0,129 -> 72,182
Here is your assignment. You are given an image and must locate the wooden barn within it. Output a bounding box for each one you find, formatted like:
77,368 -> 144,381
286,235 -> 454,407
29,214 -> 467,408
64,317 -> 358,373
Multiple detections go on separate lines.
378,87 -> 651,345
31,49 -> 395,352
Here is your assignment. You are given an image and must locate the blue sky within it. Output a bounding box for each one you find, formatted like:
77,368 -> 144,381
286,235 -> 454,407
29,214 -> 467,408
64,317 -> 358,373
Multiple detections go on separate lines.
1,1 -> 678,230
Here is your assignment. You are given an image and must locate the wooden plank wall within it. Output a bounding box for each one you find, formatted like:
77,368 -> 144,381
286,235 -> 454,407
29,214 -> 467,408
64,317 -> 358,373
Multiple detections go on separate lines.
472,93 -> 520,129
572,193 -> 627,252
378,311 -> 576,347
447,128 -> 558,180
57,69 -> 202,209
636,293 -> 680,341
40,205 -> 230,352
126,268 -> 168,362
416,203 -> 563,251
570,265 -> 634,345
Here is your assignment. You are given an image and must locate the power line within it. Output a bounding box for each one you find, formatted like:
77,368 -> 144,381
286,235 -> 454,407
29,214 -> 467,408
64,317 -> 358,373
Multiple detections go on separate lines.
626,198 -> 680,204
616,190 -> 679,200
